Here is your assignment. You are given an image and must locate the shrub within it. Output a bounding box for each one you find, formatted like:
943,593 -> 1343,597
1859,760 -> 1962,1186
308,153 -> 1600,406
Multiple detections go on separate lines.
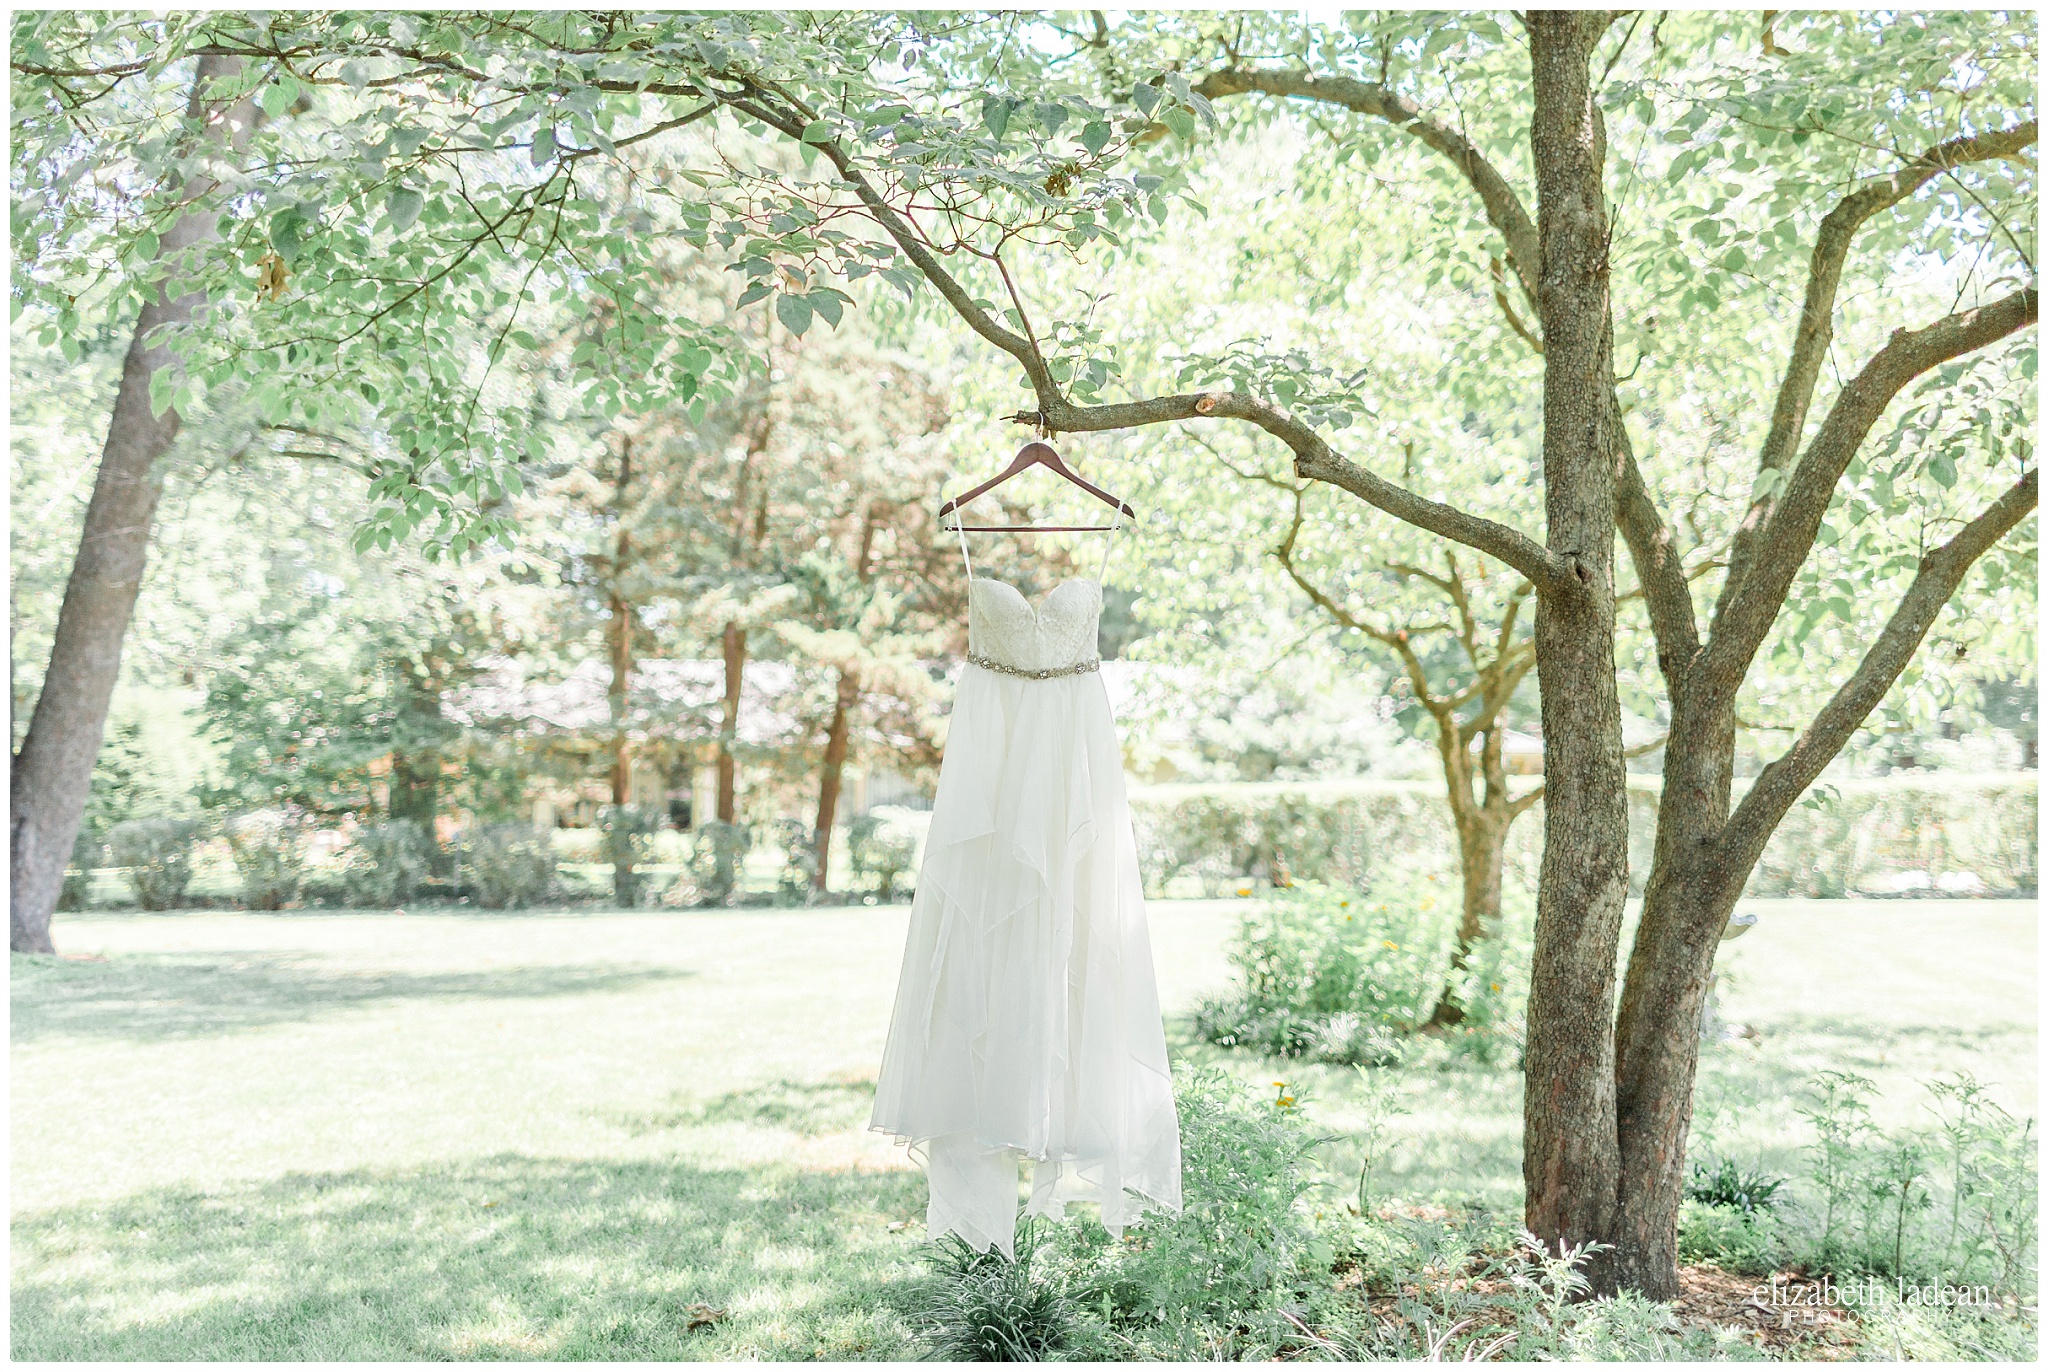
57,828 -> 101,912
1677,1199 -> 1787,1275
224,811 -> 306,910
464,824 -> 557,909
342,819 -> 435,908
1041,1063 -> 1322,1359
772,817 -> 817,902
848,812 -> 918,900
598,804 -> 662,907
1127,773 -> 2037,899
1191,873 -> 1527,1063
106,818 -> 200,910
1687,1155 -> 1787,1217
688,821 -> 752,906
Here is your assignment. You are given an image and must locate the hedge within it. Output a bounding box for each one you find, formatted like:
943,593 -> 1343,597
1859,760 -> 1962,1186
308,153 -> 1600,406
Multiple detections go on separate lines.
1126,773 -> 2037,900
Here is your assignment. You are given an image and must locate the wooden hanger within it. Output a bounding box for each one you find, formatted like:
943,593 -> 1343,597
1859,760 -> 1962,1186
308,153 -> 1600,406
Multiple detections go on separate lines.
938,440 -> 1136,533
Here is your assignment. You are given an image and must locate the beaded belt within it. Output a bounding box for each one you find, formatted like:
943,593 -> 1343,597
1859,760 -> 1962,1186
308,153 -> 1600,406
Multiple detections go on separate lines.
966,652 -> 1101,681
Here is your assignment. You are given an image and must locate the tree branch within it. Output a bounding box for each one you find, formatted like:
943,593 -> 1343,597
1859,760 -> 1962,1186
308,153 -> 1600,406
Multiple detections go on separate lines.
1721,119 -> 2038,603
1721,466 -> 2037,870
1612,399 -> 1702,685
714,78 -> 1579,597
1700,287 -> 2038,685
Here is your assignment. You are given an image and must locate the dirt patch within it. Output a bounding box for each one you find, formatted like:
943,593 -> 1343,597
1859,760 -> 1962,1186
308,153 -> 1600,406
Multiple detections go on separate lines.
1674,1263 -> 1860,1359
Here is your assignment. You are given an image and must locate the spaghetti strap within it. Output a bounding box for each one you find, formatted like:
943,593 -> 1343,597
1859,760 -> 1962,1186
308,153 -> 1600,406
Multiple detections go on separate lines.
1095,504 -> 1123,581
954,508 -> 974,582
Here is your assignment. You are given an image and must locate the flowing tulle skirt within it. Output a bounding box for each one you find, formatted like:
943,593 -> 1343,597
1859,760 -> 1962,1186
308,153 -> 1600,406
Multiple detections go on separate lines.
869,663 -> 1181,1257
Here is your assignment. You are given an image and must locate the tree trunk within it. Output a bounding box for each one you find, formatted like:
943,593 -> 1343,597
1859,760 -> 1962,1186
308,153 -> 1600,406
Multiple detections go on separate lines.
1425,806 -> 1508,1028
1604,674 -> 1739,1295
1521,13 -> 1632,1291
10,57 -> 254,954
388,660 -> 445,873
811,668 -> 861,894
716,623 -> 746,823
810,504 -> 880,895
607,438 -> 638,903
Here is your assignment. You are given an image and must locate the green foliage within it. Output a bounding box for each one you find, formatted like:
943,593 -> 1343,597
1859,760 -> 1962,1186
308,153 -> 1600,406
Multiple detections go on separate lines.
1687,1156 -> 1788,1218
847,813 -> 918,901
687,822 -> 753,907
1850,1281 -> 2040,1362
1133,775 -> 2039,901
223,811 -> 305,910
106,818 -> 200,911
905,1064 -> 1322,1361
907,1218 -> 1074,1362
1193,876 -> 1525,1062
771,818 -> 817,903
598,805 -> 662,908
461,824 -> 557,911
57,828 -> 101,912
1697,1071 -> 2046,1299
341,820 -> 436,909
1677,1199 -> 1788,1276
1129,782 -> 1453,898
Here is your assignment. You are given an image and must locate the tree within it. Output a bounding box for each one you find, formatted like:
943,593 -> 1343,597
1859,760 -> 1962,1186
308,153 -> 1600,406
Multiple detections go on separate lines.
756,328 -> 958,893
9,54 -> 257,951
639,10 -> 2034,1294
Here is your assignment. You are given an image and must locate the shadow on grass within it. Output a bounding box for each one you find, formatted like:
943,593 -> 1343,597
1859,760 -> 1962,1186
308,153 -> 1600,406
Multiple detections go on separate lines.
620,1079 -> 879,1138
10,1154 -> 929,1361
10,953 -> 694,1044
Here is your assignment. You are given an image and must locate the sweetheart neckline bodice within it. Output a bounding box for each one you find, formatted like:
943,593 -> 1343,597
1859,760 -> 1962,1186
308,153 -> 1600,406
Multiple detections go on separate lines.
967,576 -> 1102,673
971,575 -> 1100,608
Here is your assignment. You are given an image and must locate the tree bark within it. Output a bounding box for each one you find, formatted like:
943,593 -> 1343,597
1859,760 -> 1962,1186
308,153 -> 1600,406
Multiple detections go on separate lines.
716,623 -> 745,824
10,56 -> 254,954
811,667 -> 860,893
810,504 -> 882,894
1520,12 -> 1631,1291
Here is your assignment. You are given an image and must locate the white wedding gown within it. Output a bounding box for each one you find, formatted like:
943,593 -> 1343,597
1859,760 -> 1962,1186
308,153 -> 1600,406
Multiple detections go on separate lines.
869,556 -> 1182,1257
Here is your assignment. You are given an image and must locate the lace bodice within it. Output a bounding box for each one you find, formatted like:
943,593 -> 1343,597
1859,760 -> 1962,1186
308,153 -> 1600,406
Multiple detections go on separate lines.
968,577 -> 1102,674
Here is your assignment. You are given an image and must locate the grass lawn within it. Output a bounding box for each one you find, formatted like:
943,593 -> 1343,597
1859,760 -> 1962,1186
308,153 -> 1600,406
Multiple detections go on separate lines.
10,897 -> 2035,1359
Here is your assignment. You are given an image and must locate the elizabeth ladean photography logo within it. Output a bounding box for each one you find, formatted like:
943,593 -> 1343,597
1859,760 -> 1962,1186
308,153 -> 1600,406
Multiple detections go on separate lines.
1755,1275 -> 1997,1309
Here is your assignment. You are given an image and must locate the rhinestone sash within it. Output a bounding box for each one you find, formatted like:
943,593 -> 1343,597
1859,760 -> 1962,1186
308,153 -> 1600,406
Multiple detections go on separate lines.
965,652 -> 1101,681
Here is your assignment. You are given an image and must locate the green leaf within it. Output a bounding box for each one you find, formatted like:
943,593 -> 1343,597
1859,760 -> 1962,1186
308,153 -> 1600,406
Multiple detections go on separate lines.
1132,81 -> 1160,116
531,127 -> 556,165
1161,105 -> 1197,142
981,96 -> 1011,140
132,229 -> 159,262
807,290 -> 845,328
1930,452 -> 1958,488
259,81 -> 292,119
775,292 -> 813,336
386,187 -> 424,233
800,119 -> 834,143
1080,121 -> 1111,155
1034,100 -> 1067,133
268,210 -> 305,261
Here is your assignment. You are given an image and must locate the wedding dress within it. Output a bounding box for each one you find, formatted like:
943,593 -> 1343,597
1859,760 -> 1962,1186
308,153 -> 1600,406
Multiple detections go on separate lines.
869,528 -> 1182,1257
